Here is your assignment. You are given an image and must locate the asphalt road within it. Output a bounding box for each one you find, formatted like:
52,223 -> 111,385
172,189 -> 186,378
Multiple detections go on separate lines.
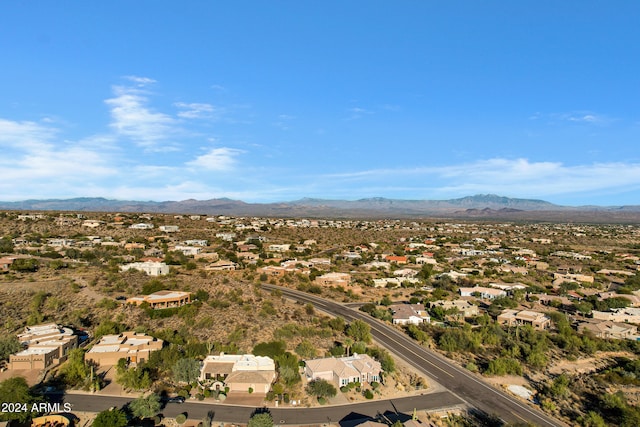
263,284 -> 566,427
60,392 -> 462,425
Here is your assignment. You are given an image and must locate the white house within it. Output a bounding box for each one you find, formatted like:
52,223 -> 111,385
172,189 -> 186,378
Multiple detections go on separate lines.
129,223 -> 154,230
120,261 -> 169,276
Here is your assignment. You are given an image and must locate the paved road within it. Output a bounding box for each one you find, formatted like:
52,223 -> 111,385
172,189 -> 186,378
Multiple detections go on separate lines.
263,284 -> 566,427
59,391 -> 462,425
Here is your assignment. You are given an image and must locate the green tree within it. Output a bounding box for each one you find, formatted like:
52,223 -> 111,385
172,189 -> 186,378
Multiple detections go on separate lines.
295,340 -> 317,359
59,348 -> 91,387
328,316 -> 346,332
116,365 -> 152,391
253,341 -> 286,358
275,352 -> 301,385
0,236 -> 14,253
129,393 -> 161,419
92,408 -> 128,427
248,412 -> 274,427
172,357 -> 201,384
0,335 -> 20,361
0,377 -> 43,423
306,378 -> 337,399
346,319 -> 372,343
578,411 -> 606,427
10,258 -> 39,272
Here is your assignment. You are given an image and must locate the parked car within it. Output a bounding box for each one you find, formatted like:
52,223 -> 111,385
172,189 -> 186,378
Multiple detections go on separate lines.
164,396 -> 185,404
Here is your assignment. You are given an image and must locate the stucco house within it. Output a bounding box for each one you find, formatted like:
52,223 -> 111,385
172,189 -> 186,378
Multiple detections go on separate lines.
459,286 -> 506,300
9,323 -> 77,371
304,354 -> 381,387
497,309 -> 552,330
429,299 -> 479,318
389,303 -> 431,325
314,272 -> 351,287
126,290 -> 191,309
578,320 -> 638,340
199,353 -> 276,394
85,332 -> 163,366
120,261 -> 169,276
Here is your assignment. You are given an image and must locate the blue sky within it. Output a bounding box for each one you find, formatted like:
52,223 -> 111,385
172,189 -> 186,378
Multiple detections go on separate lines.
1,1 -> 639,206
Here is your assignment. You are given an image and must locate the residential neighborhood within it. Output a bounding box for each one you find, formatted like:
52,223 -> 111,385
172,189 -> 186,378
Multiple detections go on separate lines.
1,210 -> 640,426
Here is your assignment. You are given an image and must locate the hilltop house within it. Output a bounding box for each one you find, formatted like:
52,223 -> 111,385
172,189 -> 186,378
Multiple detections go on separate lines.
497,309 -> 552,330
429,299 -> 480,318
459,286 -> 506,300
389,303 -> 431,325
578,320 -> 638,341
126,290 -> 191,309
304,354 -> 381,387
314,272 -> 351,287
199,353 -> 276,394
120,261 -> 169,276
86,332 -> 163,366
9,323 -> 77,371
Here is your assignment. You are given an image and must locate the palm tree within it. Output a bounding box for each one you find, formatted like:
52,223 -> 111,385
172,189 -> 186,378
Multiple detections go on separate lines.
344,338 -> 354,357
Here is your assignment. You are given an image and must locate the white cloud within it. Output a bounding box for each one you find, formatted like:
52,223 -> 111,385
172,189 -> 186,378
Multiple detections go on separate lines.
0,118 -> 57,151
187,147 -> 244,171
532,111 -> 613,125
174,102 -> 221,119
346,107 -> 374,120
124,75 -> 157,86
323,158 -> 640,200
0,118 -> 119,200
105,82 -> 178,150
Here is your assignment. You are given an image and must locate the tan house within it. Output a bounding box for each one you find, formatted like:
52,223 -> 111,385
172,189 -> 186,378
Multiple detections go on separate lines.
592,307 -> 640,323
0,257 -> 15,272
304,354 -> 381,388
205,260 -> 238,271
126,290 -> 191,309
497,309 -> 552,330
578,320 -> 638,340
9,323 -> 77,371
429,300 -> 479,318
459,286 -> 506,300
199,353 -> 276,394
314,272 -> 351,287
85,332 -> 163,366
389,304 -> 430,325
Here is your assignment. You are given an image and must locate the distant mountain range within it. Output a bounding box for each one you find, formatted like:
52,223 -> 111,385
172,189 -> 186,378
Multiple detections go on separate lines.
1,194 -> 640,222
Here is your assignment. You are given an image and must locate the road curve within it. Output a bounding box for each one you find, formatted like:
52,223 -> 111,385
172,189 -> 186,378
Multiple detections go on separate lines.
61,392 -> 462,425
263,284 -> 566,427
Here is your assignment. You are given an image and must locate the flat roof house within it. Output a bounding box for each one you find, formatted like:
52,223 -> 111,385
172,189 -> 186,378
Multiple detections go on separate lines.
314,272 -> 351,287
126,290 -> 191,309
85,332 -> 163,366
459,286 -> 506,300
120,261 -> 169,276
9,323 -> 78,371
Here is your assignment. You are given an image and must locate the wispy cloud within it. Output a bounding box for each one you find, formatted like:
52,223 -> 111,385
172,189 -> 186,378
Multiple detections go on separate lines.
530,111 -> 613,125
124,75 -> 157,86
0,118 -> 118,200
105,79 -> 178,150
273,114 -> 295,130
323,158 -> 640,201
346,107 -> 373,120
187,147 -> 244,171
0,118 -> 58,151
174,102 -> 221,120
